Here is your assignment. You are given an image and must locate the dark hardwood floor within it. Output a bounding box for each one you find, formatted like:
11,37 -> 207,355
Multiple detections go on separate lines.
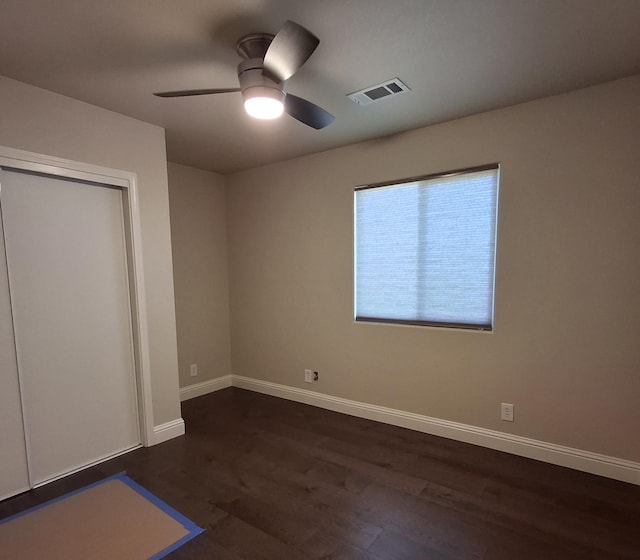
2,387 -> 639,559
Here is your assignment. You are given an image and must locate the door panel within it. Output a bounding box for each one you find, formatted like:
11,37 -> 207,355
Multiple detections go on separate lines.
0,199 -> 30,500
1,169 -> 140,485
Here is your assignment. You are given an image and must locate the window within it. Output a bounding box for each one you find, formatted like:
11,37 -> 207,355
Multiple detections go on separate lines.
354,164 -> 499,330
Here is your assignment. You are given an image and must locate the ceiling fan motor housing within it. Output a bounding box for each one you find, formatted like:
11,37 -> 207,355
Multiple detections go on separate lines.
237,58 -> 285,106
236,33 -> 274,60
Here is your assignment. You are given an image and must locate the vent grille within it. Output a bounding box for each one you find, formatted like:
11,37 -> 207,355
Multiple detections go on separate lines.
347,78 -> 410,106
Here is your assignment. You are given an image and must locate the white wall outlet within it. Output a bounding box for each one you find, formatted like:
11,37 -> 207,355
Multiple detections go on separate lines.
190,363 -> 198,377
304,369 -> 319,383
501,402 -> 514,422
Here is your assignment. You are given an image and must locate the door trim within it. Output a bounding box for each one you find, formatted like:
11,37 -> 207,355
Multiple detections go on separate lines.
0,145 -> 155,447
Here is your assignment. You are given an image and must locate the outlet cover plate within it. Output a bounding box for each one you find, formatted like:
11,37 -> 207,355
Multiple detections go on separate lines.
501,402 -> 514,422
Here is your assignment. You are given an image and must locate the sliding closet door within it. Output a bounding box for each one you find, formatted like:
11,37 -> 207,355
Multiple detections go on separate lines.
0,204 -> 30,500
0,169 -> 140,485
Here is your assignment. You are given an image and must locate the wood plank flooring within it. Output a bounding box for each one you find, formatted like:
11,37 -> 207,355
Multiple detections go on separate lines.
2,387 -> 639,559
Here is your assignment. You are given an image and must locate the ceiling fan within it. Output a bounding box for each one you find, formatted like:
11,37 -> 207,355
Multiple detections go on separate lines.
154,20 -> 334,130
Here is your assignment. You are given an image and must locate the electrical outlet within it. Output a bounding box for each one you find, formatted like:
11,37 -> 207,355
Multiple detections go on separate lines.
501,402 -> 514,422
304,369 -> 319,383
190,363 -> 198,377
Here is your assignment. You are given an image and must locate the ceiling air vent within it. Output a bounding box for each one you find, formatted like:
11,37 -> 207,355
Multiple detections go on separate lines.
347,78 -> 410,106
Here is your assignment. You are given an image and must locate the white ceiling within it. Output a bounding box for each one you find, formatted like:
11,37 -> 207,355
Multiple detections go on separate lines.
1,0 -> 639,174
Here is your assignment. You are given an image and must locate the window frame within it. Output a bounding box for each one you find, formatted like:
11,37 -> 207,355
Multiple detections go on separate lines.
353,163 -> 500,331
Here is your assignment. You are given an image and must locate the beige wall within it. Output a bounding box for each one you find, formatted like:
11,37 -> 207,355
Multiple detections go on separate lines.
225,75 -> 640,462
168,162 -> 231,387
0,76 -> 181,426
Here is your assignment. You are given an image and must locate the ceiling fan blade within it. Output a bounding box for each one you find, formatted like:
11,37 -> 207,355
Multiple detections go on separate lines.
284,94 -> 334,130
154,87 -> 241,98
263,21 -> 319,83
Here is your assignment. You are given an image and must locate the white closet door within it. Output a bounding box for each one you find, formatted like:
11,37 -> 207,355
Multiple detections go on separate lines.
1,169 -> 140,485
0,204 -> 30,500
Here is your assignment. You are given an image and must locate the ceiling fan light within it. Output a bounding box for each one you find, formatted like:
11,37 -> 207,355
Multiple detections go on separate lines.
244,96 -> 284,119
243,86 -> 285,120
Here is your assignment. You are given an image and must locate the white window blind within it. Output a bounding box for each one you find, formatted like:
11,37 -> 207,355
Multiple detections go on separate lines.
354,165 -> 499,330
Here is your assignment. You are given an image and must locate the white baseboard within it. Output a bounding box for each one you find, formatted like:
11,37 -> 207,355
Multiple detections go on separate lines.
180,375 -> 232,401
151,418 -> 185,445
231,374 -> 640,486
